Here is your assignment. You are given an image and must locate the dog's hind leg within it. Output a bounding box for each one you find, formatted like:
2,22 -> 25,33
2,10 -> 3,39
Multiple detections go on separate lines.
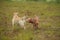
19,20 -> 26,30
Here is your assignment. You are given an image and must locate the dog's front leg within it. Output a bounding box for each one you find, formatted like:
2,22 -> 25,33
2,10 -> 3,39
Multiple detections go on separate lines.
12,18 -> 15,28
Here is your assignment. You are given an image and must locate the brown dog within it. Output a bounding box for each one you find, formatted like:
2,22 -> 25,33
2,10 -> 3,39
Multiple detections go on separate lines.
26,15 -> 39,30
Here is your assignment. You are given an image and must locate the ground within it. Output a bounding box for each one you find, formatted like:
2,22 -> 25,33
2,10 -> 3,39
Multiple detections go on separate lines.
0,1 -> 60,40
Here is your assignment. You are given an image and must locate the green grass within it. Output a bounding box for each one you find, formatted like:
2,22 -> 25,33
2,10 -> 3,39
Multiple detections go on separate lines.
0,1 -> 60,40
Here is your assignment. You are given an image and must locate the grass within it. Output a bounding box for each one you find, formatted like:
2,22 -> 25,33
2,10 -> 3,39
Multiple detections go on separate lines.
0,1 -> 60,40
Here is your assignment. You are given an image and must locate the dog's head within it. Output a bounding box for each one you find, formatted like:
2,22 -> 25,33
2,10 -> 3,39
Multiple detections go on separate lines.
13,12 -> 18,15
